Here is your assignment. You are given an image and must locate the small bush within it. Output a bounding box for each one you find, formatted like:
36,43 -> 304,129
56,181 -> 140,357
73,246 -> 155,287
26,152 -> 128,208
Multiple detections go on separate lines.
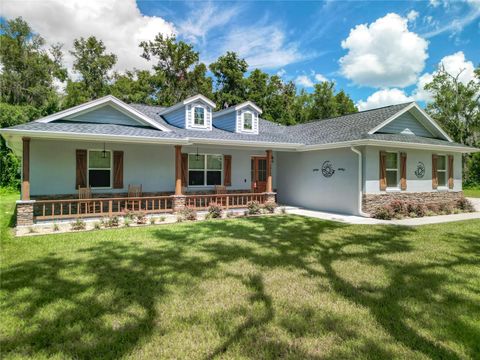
263,202 -> 277,214
178,207 -> 197,222
159,216 -> 166,222
124,218 -> 131,227
226,211 -> 235,218
70,218 -> 86,230
52,223 -> 59,232
280,207 -> 287,215
414,204 -> 426,217
94,221 -> 101,230
247,201 -> 262,215
106,216 -> 119,227
373,206 -> 394,220
207,202 -> 223,219
28,227 -> 36,233
389,200 -> 407,216
149,217 -> 156,225
456,197 -> 475,212
135,211 -> 147,224
438,202 -> 454,215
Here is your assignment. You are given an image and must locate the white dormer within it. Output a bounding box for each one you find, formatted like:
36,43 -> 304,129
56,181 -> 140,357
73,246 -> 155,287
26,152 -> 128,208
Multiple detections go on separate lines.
213,101 -> 262,135
159,94 -> 215,131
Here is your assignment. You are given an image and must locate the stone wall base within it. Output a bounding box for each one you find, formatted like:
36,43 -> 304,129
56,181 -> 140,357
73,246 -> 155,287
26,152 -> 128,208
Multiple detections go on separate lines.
172,195 -> 186,213
362,191 -> 464,214
265,192 -> 277,204
16,200 -> 35,227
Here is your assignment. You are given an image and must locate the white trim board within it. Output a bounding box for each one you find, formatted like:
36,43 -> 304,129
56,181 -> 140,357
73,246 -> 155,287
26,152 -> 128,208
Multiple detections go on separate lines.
35,95 -> 171,132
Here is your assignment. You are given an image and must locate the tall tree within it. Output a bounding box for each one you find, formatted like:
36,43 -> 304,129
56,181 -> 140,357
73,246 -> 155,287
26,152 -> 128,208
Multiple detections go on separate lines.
110,70 -> 156,104
0,17 -> 66,111
64,36 -> 117,107
335,90 -> 357,115
140,34 -> 212,106
309,82 -> 338,120
209,52 -> 248,108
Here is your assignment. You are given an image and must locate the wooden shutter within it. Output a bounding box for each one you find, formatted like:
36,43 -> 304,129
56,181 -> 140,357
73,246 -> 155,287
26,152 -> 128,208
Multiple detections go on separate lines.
432,154 -> 438,189
400,152 -> 407,191
181,153 -> 188,187
76,149 -> 87,189
224,155 -> 232,186
113,151 -> 124,189
379,151 -> 387,191
448,155 -> 454,189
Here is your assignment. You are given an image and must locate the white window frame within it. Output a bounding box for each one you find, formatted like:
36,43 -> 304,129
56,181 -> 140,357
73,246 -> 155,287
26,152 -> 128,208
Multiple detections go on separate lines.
192,105 -> 207,129
436,154 -> 448,189
385,152 -> 400,191
242,111 -> 254,132
87,149 -> 112,189
187,153 -> 223,187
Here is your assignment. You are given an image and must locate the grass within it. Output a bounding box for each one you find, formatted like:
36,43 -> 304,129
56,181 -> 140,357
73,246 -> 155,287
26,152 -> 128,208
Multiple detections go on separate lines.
463,185 -> 480,198
1,193 -> 480,359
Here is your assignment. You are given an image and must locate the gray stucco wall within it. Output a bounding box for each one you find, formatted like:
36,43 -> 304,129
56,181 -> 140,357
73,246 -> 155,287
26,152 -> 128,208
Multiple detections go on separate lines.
29,139 -> 276,196
276,148 -> 360,215
363,146 -> 463,193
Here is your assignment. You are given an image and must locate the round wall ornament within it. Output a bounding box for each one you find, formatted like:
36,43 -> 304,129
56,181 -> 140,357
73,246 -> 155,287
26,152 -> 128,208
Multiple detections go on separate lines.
414,161 -> 425,178
321,160 -> 335,178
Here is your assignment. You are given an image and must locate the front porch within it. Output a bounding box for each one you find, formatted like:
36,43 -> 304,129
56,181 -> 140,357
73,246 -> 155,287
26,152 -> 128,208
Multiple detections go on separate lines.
16,138 -> 277,226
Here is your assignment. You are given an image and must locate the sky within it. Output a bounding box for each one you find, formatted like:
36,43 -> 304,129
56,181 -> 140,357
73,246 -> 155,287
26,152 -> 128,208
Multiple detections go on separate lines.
1,0 -> 479,110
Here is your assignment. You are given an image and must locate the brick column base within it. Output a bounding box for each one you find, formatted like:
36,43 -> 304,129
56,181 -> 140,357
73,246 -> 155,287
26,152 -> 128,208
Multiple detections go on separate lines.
172,195 -> 186,213
264,192 -> 277,204
16,200 -> 35,227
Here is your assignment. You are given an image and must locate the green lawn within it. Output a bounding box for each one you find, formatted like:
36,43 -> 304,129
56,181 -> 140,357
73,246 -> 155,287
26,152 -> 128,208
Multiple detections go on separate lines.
464,186 -> 480,198
1,194 -> 480,359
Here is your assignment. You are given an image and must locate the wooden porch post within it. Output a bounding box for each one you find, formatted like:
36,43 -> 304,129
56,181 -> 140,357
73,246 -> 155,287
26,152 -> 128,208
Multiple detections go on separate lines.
22,137 -> 30,200
266,149 -> 273,193
175,145 -> 183,195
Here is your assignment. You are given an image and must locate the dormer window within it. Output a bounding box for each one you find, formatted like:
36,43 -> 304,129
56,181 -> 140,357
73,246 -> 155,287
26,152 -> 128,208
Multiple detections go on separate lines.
243,112 -> 253,131
194,107 -> 205,126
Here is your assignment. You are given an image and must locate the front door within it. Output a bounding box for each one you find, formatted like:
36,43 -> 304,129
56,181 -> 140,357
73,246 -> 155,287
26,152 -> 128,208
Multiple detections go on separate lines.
251,157 -> 267,192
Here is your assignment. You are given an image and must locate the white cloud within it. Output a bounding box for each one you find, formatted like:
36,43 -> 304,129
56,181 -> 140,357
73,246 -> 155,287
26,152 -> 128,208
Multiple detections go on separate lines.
407,10 -> 420,22
277,69 -> 287,77
357,89 -> 413,111
413,51 -> 477,101
295,75 -> 314,88
314,73 -> 328,82
339,13 -> 428,88
429,0 -> 440,7
0,0 -> 175,74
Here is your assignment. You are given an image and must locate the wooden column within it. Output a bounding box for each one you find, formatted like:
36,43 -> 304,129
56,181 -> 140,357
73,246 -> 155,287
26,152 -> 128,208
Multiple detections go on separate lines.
266,149 -> 273,193
175,145 -> 182,195
21,137 -> 30,200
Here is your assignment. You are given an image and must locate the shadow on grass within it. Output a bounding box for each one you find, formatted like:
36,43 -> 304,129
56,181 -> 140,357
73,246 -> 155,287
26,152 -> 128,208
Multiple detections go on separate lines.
1,216 -> 479,359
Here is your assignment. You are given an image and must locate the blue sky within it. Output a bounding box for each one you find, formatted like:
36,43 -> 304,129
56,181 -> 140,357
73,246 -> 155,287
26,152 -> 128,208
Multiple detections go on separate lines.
2,0 -> 479,110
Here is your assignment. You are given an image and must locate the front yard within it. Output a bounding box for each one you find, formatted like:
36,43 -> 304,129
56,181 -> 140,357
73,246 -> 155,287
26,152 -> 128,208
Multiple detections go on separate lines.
1,193 -> 479,359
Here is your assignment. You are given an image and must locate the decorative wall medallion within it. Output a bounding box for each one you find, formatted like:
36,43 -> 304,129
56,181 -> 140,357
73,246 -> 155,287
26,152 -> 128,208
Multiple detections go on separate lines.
322,161 -> 335,177
414,161 -> 425,178
337,168 -> 345,172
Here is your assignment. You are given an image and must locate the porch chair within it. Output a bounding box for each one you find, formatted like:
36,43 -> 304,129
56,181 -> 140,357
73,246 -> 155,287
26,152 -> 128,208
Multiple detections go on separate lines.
127,184 -> 142,211
78,186 -> 93,214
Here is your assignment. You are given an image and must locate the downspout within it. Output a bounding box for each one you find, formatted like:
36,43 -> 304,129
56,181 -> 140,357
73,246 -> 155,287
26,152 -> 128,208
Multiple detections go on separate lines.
350,146 -> 369,217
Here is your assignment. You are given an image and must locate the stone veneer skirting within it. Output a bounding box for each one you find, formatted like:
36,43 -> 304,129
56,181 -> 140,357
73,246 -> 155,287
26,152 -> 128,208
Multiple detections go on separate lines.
362,191 -> 464,214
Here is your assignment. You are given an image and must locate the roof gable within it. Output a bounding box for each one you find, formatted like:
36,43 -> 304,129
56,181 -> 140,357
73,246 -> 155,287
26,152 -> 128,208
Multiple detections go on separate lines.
376,111 -> 434,138
35,95 -> 171,132
62,105 -> 142,126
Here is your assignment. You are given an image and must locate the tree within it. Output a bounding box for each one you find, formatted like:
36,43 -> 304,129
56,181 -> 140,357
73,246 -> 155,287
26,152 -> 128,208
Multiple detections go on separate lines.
335,90 -> 357,115
209,52 -> 248,108
0,17 -> 67,111
309,82 -> 338,120
140,34 -> 212,106
64,36 -> 117,107
425,65 -> 480,147
110,70 -> 156,104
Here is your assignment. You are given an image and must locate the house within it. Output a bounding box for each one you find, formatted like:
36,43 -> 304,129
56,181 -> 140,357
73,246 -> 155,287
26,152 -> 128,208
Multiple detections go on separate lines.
1,94 -> 477,226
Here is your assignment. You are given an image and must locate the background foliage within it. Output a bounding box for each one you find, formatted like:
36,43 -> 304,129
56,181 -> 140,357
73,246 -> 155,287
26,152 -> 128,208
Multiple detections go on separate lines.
0,17 -> 479,188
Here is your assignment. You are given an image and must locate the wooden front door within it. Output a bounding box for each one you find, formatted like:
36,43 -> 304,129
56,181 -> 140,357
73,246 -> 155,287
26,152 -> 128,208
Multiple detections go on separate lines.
251,157 -> 267,192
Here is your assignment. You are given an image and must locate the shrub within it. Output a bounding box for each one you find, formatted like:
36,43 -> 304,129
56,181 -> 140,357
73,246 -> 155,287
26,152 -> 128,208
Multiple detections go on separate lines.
226,211 -> 235,218
373,206 -> 394,220
414,204 -> 426,217
70,218 -> 86,230
124,218 -> 131,227
280,207 -> 287,215
150,217 -> 156,225
159,216 -> 166,222
106,216 -> 119,227
389,200 -> 407,216
247,201 -> 262,215
135,211 -> 147,224
52,223 -> 59,232
207,202 -> 223,219
263,202 -> 277,214
94,221 -> 101,230
438,202 -> 454,215
456,197 -> 475,212
178,207 -> 197,222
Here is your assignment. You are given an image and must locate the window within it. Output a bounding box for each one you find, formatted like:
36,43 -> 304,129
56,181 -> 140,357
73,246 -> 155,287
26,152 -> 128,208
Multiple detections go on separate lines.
194,107 -> 205,126
188,154 -> 223,186
436,155 -> 447,187
385,152 -> 399,188
243,112 -> 253,130
88,150 -> 111,188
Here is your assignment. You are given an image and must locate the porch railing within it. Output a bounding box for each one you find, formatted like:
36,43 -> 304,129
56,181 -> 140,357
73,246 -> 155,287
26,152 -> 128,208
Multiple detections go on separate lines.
34,196 -> 172,221
184,192 -> 266,210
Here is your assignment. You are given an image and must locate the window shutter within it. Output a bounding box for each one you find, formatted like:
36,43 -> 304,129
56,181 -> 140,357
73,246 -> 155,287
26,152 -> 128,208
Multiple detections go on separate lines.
224,155 -> 232,186
76,149 -> 87,189
400,152 -> 407,191
379,151 -> 387,191
432,154 -> 438,189
181,153 -> 188,187
113,151 -> 124,189
448,155 -> 454,189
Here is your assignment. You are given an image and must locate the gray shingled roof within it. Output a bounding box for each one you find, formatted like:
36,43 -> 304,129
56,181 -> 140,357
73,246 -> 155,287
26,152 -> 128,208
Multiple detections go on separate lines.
3,102 -> 471,149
